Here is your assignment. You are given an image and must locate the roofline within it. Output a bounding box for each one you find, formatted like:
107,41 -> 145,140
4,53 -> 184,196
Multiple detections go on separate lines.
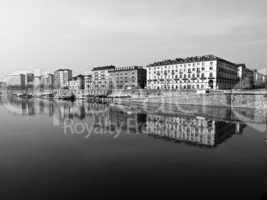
109,66 -> 145,72
91,65 -> 116,71
146,55 -> 238,68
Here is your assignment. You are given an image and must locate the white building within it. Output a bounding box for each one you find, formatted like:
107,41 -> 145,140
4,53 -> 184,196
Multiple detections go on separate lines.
146,55 -> 239,90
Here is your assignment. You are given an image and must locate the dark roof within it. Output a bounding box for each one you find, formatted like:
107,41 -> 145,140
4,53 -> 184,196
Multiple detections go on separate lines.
54,69 -> 72,72
237,63 -> 246,67
72,74 -> 84,80
147,55 -> 238,67
84,74 -> 92,77
91,65 -> 116,71
109,66 -> 144,72
75,74 -> 84,78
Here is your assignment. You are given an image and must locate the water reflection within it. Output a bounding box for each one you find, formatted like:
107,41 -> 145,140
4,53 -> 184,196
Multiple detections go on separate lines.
1,97 -> 255,148
145,114 -> 245,147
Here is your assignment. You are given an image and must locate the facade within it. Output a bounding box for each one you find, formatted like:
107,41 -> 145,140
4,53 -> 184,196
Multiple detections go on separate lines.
236,64 -> 254,89
146,55 -> 238,90
84,74 -> 93,93
40,73 -> 54,90
253,70 -> 266,88
0,82 -> 6,90
54,69 -> 72,89
6,74 -> 26,89
33,75 -> 42,91
68,75 -> 85,91
91,65 -> 115,90
109,66 -> 147,89
25,73 -> 34,89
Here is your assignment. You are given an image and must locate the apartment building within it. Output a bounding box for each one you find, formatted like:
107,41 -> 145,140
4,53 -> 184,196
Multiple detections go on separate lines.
84,74 -> 93,93
146,55 -> 239,90
40,73 -> 54,90
0,82 -> 6,90
109,66 -> 147,89
6,74 -> 26,89
236,64 -> 254,89
54,69 -> 72,89
25,73 -> 34,89
68,75 -> 85,91
253,70 -> 266,88
91,65 -> 115,90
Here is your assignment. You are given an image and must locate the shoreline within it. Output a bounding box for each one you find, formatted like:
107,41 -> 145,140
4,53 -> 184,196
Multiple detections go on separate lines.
112,92 -> 267,110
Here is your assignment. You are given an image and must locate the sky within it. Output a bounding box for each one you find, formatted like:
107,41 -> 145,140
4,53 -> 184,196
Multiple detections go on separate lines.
0,0 -> 267,79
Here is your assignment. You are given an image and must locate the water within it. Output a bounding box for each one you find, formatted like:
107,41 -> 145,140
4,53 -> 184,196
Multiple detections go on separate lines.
0,97 -> 267,199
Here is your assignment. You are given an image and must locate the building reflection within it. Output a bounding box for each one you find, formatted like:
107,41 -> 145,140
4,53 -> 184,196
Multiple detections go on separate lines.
145,114 -> 245,147
0,97 -> 248,148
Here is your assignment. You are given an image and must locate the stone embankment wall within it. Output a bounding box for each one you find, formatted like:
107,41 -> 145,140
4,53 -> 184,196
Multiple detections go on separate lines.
113,92 -> 267,110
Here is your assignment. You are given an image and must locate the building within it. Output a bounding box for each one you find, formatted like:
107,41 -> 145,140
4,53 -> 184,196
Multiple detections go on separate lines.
109,66 -> 147,89
54,69 -> 72,89
33,75 -> 42,91
40,73 -> 54,90
91,65 -> 115,90
84,74 -> 93,94
68,75 -> 85,91
0,82 -> 6,90
236,64 -> 254,89
253,70 -> 266,88
6,74 -> 26,90
25,73 -> 34,89
146,55 -> 239,90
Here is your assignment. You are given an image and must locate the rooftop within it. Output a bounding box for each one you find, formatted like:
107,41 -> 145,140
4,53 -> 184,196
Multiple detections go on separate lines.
147,55 -> 237,67
72,74 -> 84,80
54,69 -> 72,72
110,66 -> 144,72
91,65 -> 116,71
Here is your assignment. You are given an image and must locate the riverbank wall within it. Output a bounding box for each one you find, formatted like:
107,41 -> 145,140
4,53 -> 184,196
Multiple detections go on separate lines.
113,92 -> 267,110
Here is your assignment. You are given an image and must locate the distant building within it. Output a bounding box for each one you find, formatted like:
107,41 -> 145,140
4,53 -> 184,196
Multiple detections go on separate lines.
91,65 -> 115,90
146,55 -> 239,90
6,74 -> 26,90
54,69 -> 72,89
40,73 -> 54,90
0,82 -> 6,90
33,75 -> 42,91
253,70 -> 266,88
25,73 -> 34,88
109,66 -> 147,89
236,64 -> 254,89
68,75 -> 85,91
84,74 -> 93,93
